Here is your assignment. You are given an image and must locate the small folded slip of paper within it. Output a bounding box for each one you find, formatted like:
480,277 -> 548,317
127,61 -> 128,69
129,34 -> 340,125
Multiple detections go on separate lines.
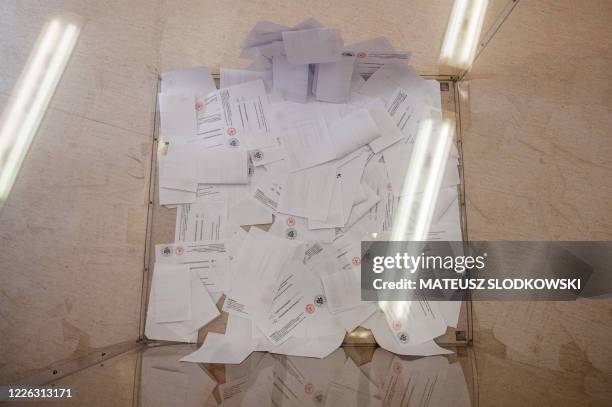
282,28 -> 343,64
159,144 -> 248,191
314,55 -> 355,103
272,55 -> 310,104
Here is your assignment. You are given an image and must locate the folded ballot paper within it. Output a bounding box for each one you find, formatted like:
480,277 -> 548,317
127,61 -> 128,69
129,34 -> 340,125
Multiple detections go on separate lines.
148,18 -> 463,363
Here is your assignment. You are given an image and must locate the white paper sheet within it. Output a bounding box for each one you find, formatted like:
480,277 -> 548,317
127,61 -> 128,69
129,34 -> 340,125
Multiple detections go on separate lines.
180,314 -> 257,364
195,80 -> 273,149
155,241 -> 230,293
145,267 -> 219,342
307,173 -> 344,229
277,163 -> 336,221
345,37 -> 411,76
321,265 -> 362,313
366,99 -> 405,153
337,151 -> 369,223
272,55 -> 310,103
153,264 -> 192,323
359,61 -> 425,105
220,68 -> 273,92
344,183 -> 380,228
223,228 -> 303,318
252,171 -> 285,213
161,67 -> 216,96
314,55 -> 355,103
363,312 -> 453,356
228,196 -> 273,227
197,148 -> 249,184
328,108 -> 380,158
271,102 -> 336,171
381,299 -> 449,347
249,260 -> 311,345
240,21 -> 290,48
333,303 -> 379,332
158,146 -> 197,192
176,200 -> 227,242
159,187 -> 196,206
282,28 -> 343,64
240,40 -> 285,60
159,93 -> 197,142
269,213 -> 335,242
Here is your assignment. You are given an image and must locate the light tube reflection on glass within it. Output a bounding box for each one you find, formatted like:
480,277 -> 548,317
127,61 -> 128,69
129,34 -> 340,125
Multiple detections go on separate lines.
0,15 -> 81,210
440,0 -> 489,70
379,115 -> 455,336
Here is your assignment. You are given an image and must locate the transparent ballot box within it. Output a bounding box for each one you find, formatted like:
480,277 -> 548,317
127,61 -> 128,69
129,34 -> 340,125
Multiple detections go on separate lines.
1,1 -> 534,406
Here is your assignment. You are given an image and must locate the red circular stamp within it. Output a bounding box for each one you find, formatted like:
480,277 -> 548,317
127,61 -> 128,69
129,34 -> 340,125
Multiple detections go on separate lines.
304,382 -> 313,394
227,127 -> 236,136
352,256 -> 361,266
392,320 -> 402,331
305,304 -> 315,314
356,52 -> 367,58
393,362 -> 402,375
195,101 -> 205,112
175,246 -> 184,256
286,217 -> 296,227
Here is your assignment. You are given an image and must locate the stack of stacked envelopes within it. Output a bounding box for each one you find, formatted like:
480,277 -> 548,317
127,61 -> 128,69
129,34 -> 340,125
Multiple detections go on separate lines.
146,19 -> 463,363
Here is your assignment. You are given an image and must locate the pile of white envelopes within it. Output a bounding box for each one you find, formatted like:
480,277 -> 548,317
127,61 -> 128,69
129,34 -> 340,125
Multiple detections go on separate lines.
145,19 -> 463,363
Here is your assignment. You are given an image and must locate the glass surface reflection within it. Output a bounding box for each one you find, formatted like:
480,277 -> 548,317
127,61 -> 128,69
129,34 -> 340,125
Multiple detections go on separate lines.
138,344 -> 473,406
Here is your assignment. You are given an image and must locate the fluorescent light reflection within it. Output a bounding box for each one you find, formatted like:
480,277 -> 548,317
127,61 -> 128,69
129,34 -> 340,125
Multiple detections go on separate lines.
0,16 -> 81,209
440,0 -> 489,70
379,115 -> 455,335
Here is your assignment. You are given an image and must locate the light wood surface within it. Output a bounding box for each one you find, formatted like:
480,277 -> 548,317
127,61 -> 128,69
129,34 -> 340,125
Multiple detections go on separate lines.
461,0 -> 612,405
